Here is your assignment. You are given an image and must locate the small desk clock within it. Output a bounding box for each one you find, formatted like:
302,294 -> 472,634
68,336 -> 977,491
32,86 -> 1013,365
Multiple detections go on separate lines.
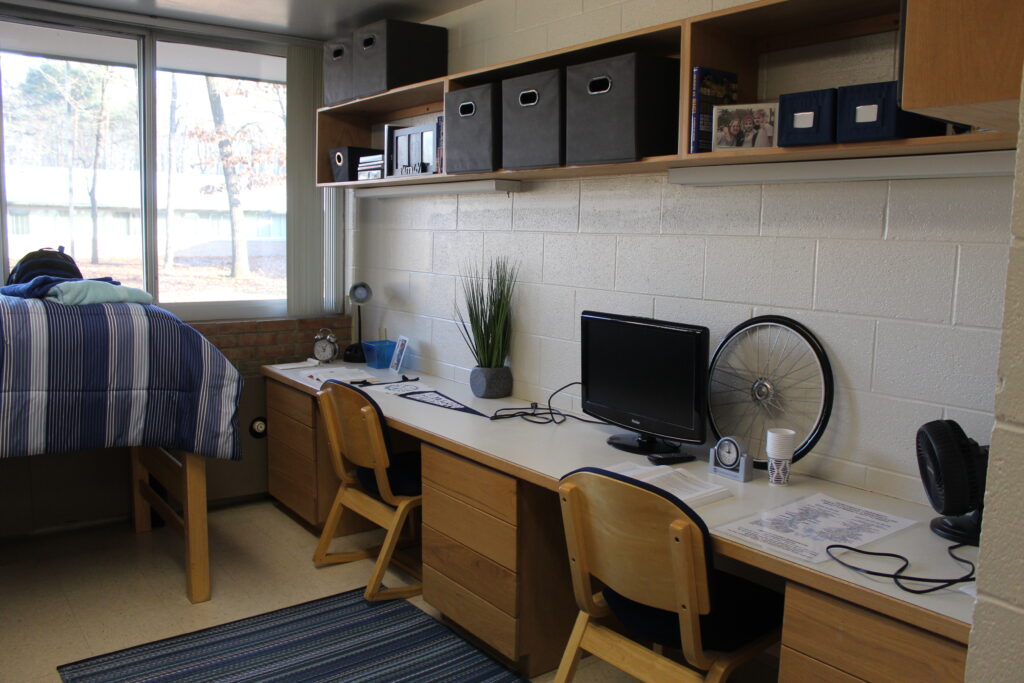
709,435 -> 753,482
313,327 -> 338,363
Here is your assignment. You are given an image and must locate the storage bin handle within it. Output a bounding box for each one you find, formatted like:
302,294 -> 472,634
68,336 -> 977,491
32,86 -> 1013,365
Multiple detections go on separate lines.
587,75 -> 612,95
362,34 -> 376,50
331,46 -> 345,60
518,89 -> 539,107
459,101 -> 476,117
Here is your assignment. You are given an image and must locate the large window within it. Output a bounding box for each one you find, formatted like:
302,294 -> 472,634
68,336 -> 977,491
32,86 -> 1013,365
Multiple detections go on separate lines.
156,42 -> 286,302
0,23 -> 143,286
0,20 -> 288,311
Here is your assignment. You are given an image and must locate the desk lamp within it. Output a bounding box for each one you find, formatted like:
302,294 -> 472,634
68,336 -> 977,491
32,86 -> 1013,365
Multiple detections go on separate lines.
915,420 -> 988,546
342,282 -> 372,363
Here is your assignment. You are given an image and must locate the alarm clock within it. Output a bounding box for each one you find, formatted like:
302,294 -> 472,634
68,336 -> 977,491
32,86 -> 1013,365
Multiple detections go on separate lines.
709,435 -> 753,482
313,328 -> 338,363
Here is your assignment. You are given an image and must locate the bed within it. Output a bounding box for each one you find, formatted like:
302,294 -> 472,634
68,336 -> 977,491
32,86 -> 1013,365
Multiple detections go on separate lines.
0,295 -> 242,603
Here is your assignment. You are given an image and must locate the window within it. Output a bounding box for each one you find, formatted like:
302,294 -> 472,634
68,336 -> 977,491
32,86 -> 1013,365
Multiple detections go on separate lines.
155,42 -> 286,303
0,20 -> 290,313
0,22 -> 143,288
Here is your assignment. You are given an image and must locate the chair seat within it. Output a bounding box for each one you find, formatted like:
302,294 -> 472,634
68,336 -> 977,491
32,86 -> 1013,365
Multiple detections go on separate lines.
603,571 -> 783,653
356,450 -> 421,497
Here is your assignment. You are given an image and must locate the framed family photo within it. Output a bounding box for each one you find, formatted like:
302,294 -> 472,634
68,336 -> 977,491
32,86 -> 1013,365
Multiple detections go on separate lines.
711,102 -> 778,151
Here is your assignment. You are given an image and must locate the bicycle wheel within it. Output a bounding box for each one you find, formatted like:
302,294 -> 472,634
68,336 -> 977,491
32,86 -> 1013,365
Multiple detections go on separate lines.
708,315 -> 833,469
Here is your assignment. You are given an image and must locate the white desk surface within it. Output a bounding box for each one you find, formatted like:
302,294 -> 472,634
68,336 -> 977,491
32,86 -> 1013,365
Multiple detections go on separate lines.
265,363 -> 977,640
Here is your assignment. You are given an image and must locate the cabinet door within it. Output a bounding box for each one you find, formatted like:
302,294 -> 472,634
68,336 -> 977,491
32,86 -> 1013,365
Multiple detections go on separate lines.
901,0 -> 1024,131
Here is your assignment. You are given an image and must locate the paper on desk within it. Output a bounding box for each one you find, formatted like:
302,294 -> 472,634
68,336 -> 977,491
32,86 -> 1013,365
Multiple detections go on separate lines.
716,493 -> 916,563
268,359 -> 319,370
303,366 -> 377,386
605,462 -> 732,508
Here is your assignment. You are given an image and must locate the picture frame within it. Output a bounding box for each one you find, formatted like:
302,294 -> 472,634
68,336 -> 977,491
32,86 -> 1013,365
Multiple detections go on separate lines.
390,335 -> 410,373
711,102 -> 778,151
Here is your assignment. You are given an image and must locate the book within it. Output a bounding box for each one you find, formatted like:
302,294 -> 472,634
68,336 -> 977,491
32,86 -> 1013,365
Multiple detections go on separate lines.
605,461 -> 732,508
689,66 -> 739,154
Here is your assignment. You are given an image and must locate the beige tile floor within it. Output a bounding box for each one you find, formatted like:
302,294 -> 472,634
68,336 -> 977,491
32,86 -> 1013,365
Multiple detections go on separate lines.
0,500 -> 773,682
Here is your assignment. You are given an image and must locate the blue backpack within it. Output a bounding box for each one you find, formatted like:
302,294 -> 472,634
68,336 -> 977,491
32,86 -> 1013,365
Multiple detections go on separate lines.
6,246 -> 82,285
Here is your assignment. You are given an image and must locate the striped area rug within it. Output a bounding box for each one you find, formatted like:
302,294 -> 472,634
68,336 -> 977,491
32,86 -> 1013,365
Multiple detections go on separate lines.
58,589 -> 525,682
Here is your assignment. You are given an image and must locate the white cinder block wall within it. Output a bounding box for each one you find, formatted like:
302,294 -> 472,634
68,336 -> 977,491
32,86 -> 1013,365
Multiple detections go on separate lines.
965,78 -> 1024,680
345,0 -> 1013,507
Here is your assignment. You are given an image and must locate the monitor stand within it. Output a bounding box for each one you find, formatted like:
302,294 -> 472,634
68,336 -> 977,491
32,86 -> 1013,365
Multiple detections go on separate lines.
607,433 -> 695,464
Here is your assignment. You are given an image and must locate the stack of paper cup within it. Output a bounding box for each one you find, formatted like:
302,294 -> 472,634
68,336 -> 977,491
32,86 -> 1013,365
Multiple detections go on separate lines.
766,428 -> 796,485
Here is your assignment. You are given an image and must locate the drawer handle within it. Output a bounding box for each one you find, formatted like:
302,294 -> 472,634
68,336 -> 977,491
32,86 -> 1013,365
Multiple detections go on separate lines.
518,89 -> 539,107
459,101 -> 476,117
331,46 -> 345,60
588,75 -> 612,95
362,34 -> 376,50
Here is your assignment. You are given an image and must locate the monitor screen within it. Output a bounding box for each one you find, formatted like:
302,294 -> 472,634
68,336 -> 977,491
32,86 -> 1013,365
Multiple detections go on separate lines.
580,311 -> 709,459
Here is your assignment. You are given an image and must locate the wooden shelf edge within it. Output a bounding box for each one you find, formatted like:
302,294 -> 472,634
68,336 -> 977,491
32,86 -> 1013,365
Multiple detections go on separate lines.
316,133 -> 1016,190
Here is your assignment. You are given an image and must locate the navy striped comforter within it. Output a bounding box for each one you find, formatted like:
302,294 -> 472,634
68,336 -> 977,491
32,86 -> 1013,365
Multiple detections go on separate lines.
0,296 -> 242,460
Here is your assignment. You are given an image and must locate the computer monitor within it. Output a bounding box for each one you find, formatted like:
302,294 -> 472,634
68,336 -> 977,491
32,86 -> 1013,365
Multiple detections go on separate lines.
580,310 -> 709,462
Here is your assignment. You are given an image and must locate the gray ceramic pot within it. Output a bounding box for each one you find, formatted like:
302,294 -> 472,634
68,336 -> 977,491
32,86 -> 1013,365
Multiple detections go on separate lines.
470,366 -> 512,398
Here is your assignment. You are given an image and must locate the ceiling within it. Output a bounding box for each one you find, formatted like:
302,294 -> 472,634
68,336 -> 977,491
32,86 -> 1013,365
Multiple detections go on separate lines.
45,0 -> 477,40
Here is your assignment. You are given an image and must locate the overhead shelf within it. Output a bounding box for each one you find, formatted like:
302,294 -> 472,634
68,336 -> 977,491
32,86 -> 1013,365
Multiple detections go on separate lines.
314,0 -> 1020,191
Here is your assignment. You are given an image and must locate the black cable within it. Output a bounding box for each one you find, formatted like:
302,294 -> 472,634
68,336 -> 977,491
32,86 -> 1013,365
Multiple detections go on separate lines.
489,382 -> 609,426
825,543 -> 975,595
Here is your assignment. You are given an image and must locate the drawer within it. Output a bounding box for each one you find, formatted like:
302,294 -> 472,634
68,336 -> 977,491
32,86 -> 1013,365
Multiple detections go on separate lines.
783,583 -> 966,682
423,524 -> 517,616
267,408 -> 316,456
423,483 -> 517,570
267,380 -> 316,427
780,646 -> 863,683
423,565 -> 517,660
422,445 -> 516,524
268,436 -> 316,524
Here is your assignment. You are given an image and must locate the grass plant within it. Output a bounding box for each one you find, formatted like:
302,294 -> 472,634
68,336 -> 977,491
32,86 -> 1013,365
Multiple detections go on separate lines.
456,257 -> 519,368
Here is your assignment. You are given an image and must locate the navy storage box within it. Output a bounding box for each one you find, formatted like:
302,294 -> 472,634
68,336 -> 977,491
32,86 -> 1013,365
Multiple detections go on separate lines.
502,68 -> 564,170
836,81 -> 946,143
778,88 -> 836,146
565,53 -> 679,165
351,20 -> 447,100
323,36 -> 354,106
445,83 -> 501,174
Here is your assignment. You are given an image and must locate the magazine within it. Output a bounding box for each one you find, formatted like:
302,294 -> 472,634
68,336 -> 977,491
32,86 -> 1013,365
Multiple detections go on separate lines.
605,461 -> 732,507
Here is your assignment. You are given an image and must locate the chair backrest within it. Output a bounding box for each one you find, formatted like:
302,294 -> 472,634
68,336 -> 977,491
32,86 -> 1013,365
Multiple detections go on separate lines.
317,380 -> 399,502
559,467 -> 716,668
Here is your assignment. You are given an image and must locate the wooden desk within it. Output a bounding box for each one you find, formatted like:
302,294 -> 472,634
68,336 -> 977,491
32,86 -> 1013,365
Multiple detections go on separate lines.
263,364 -> 973,680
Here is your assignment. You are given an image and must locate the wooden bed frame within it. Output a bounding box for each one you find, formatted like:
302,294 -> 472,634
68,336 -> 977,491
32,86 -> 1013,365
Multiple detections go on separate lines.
130,446 -> 210,603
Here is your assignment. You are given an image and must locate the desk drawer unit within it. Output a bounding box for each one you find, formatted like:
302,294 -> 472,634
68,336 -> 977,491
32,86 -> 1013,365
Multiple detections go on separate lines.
781,583 -> 966,682
264,379 -> 345,528
421,445 -> 576,677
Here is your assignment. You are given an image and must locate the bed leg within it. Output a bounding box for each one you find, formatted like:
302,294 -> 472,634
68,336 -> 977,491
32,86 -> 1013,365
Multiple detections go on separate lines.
183,452 -> 211,603
131,447 -> 152,533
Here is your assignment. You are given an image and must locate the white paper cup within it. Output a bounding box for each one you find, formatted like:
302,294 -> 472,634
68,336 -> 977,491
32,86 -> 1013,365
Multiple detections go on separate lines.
766,428 -> 796,485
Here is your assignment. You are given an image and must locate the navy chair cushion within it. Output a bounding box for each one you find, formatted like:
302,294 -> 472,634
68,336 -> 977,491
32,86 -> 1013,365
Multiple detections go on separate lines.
356,450 -> 421,497
603,571 -> 782,652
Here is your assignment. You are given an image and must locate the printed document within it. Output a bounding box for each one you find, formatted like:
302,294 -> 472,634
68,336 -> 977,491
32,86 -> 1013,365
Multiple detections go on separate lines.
717,493 -> 916,563
604,462 -> 732,507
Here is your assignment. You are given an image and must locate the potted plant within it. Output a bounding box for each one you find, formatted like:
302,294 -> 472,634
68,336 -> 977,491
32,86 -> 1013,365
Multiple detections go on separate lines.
457,257 -> 519,398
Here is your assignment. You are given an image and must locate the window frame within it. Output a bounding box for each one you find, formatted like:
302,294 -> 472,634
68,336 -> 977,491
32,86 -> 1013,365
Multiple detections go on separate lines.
0,6 -> 334,321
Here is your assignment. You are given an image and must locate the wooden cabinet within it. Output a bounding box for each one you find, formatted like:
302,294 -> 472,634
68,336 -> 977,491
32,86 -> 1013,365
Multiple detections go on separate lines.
900,0 -> 1024,132
420,445 -> 577,677
264,378 -> 371,535
315,0 -> 1019,191
780,583 -> 966,682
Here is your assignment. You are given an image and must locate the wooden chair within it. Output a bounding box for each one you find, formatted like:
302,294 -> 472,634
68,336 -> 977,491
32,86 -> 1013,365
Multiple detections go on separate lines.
556,467 -> 782,683
314,380 -> 422,601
